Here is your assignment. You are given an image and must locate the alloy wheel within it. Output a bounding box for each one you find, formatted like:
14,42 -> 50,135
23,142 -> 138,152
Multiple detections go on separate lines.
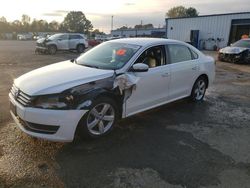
87,103 -> 115,135
194,79 -> 206,100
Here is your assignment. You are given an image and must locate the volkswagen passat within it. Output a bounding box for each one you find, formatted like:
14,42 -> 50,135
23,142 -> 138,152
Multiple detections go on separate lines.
9,38 -> 215,142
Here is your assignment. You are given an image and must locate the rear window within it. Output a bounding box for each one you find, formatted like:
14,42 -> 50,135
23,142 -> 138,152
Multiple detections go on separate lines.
168,44 -> 192,63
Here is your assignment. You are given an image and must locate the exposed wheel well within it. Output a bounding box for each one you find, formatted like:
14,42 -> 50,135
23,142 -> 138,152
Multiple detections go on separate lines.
77,43 -> 85,48
94,92 -> 123,119
48,44 -> 57,49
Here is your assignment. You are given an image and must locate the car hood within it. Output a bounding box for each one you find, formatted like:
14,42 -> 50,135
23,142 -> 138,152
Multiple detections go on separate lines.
37,37 -> 46,43
219,46 -> 248,54
14,60 -> 114,96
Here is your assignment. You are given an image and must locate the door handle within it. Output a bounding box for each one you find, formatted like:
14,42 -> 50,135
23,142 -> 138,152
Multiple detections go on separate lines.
161,72 -> 169,77
192,67 -> 197,70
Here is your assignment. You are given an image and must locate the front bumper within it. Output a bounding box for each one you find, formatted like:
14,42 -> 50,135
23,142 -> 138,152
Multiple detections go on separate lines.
9,93 -> 88,142
35,46 -> 48,52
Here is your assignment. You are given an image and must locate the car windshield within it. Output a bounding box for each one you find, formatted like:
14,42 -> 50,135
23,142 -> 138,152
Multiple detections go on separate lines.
76,42 -> 141,70
47,34 -> 63,40
232,40 -> 250,48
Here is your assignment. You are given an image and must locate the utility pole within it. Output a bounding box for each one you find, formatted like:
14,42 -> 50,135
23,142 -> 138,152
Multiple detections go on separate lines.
111,15 -> 114,32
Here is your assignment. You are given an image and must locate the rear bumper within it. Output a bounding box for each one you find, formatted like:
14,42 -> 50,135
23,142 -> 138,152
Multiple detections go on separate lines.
9,93 -> 88,142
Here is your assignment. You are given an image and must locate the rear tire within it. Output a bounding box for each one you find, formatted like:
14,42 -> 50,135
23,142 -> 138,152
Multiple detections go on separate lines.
77,97 -> 118,139
190,77 -> 207,102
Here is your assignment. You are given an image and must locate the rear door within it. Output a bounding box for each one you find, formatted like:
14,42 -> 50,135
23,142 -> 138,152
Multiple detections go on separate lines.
125,45 -> 170,116
166,44 -> 199,100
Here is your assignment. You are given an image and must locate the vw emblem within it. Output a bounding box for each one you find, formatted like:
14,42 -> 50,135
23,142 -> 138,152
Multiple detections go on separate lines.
15,89 -> 19,99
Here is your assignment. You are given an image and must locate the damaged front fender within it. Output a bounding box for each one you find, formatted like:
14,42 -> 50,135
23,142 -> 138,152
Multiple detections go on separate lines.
65,72 -> 140,111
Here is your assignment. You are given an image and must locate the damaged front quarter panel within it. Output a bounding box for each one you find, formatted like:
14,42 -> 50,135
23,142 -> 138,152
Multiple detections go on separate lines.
64,72 -> 140,114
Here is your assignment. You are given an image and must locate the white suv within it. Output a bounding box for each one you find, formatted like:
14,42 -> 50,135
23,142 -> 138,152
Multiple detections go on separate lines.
9,38 -> 215,142
36,33 -> 88,54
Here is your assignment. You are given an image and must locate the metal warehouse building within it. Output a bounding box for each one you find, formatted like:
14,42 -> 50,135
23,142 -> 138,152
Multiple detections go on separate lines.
165,12 -> 250,50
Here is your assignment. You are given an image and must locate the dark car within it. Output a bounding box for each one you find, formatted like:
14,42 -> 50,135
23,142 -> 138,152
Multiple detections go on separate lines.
218,39 -> 250,64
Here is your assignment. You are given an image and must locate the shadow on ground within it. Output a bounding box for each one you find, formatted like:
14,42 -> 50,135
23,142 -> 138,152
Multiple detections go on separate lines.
56,100 -> 234,188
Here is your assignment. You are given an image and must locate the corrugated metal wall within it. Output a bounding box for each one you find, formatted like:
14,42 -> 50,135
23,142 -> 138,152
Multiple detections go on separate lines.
166,13 -> 250,49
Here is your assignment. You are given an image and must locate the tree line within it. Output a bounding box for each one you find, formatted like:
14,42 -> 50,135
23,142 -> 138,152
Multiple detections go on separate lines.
0,11 -> 95,34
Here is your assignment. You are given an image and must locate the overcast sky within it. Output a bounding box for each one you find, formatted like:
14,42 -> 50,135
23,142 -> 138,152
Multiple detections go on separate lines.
1,0 -> 250,33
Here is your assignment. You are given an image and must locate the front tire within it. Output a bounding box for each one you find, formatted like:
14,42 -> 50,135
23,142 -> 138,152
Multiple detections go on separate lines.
77,44 -> 85,53
191,77 -> 207,102
48,45 -> 57,55
77,97 -> 118,139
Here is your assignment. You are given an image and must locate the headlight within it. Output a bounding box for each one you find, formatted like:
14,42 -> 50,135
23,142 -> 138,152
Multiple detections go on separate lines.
32,95 -> 68,109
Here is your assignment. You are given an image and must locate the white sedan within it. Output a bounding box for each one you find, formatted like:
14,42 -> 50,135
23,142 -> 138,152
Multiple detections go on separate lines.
9,38 -> 215,142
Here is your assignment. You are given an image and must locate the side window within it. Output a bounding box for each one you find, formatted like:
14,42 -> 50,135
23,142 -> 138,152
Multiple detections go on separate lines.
60,35 -> 68,40
70,35 -> 83,40
134,45 -> 166,68
168,44 -> 192,63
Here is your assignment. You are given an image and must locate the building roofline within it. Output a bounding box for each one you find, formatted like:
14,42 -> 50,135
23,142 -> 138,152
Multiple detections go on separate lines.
165,11 -> 250,20
111,28 -> 165,32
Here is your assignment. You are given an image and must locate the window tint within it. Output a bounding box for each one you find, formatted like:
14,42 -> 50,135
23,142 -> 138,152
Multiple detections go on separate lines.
134,45 -> 165,68
168,44 -> 192,63
59,35 -> 68,40
70,35 -> 83,40
76,42 -> 141,70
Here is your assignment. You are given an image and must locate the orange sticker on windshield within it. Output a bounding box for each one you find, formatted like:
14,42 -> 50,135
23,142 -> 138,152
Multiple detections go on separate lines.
116,49 -> 127,56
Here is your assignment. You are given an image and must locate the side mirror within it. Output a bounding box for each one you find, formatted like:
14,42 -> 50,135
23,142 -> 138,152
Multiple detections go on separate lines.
131,63 -> 149,72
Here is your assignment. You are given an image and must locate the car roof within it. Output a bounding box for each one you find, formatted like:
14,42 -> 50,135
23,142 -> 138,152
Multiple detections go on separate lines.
109,38 -> 185,47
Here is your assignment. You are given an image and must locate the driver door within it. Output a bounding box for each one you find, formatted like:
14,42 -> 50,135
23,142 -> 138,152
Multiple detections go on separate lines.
57,34 -> 69,50
125,45 -> 170,117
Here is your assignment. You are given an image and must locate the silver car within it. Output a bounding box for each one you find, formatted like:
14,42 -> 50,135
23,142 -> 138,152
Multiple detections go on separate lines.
35,33 -> 89,54
218,39 -> 250,64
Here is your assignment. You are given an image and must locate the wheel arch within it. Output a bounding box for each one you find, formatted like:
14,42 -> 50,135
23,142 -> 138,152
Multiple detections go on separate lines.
195,74 -> 209,88
94,90 -> 124,119
77,43 -> 85,48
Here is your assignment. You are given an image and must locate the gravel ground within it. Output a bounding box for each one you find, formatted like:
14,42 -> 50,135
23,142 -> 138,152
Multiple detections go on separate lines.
0,41 -> 250,188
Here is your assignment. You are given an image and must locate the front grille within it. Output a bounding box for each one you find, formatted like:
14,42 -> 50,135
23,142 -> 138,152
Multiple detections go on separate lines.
36,42 -> 44,47
10,84 -> 32,107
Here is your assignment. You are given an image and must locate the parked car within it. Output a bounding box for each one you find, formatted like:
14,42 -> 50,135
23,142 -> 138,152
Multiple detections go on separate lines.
17,33 -> 33,40
9,38 -> 215,142
88,39 -> 102,47
218,38 -> 250,63
35,33 -> 88,54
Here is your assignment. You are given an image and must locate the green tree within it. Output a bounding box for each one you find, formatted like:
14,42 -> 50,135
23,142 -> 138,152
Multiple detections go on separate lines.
134,23 -> 154,29
186,7 -> 199,17
0,17 -> 10,33
48,21 -> 60,31
11,20 -> 22,32
61,11 -> 93,33
117,26 -> 128,30
166,6 -> 199,18
0,16 -> 7,23
21,14 -> 30,24
21,14 -> 31,32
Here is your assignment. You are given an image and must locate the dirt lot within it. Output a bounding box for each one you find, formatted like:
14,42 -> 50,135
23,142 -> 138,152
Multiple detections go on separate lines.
0,41 -> 250,188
